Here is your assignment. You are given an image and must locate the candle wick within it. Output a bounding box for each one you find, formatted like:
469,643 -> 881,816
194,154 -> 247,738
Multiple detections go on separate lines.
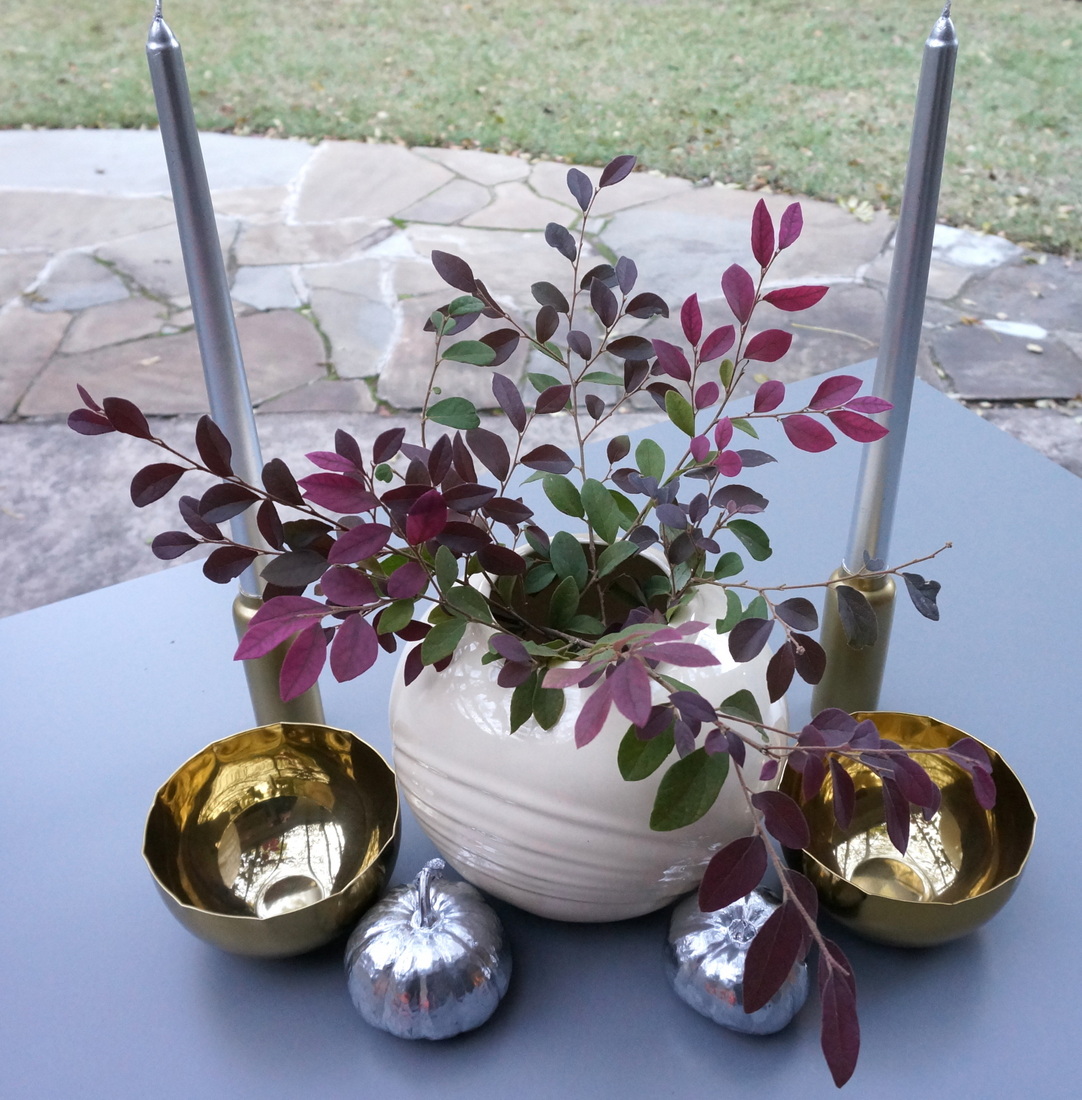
941,2 -> 951,18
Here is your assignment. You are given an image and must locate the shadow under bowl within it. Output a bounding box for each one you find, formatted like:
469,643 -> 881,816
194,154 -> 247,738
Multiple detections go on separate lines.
144,722 -> 400,957
781,712 -> 1035,947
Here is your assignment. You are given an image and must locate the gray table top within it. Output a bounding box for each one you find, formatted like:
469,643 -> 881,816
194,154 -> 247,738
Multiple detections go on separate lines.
2,371 -> 1079,1097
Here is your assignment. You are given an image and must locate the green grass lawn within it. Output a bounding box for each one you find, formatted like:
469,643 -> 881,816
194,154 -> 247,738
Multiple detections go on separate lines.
2,0 -> 1079,253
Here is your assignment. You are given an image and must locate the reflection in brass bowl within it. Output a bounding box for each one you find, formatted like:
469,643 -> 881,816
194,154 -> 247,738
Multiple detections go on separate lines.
144,723 -> 400,957
781,712 -> 1035,947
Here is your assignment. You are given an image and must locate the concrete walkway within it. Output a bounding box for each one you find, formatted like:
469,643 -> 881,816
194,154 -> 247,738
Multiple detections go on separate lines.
2,130 -> 1080,616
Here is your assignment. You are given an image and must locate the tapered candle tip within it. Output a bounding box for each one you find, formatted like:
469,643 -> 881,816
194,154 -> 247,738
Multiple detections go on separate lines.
154,1 -> 162,20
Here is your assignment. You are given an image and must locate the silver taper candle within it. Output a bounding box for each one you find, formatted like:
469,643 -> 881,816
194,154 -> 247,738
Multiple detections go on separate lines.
146,3 -> 323,723
813,5 -> 957,715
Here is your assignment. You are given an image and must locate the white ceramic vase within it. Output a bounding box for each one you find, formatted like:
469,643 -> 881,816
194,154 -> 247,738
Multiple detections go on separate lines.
389,581 -> 787,922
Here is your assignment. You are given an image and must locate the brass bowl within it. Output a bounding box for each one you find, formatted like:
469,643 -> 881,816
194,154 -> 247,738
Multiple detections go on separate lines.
781,712 -> 1035,947
144,722 -> 400,957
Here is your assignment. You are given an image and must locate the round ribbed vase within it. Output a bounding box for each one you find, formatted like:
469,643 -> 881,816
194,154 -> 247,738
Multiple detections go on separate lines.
389,582 -> 787,922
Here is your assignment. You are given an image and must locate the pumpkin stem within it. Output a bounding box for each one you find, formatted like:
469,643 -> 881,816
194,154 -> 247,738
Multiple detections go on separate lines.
417,858 -> 446,927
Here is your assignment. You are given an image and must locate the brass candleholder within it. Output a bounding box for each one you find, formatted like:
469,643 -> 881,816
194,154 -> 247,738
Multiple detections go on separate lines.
144,722 -> 400,957
782,712 -> 1035,947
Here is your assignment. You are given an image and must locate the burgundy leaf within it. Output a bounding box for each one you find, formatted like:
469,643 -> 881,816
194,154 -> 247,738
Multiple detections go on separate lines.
466,427 -> 511,481
776,597 -> 818,632
760,759 -> 779,782
334,428 -> 364,469
728,617 -> 774,662
828,757 -> 856,831
828,409 -> 889,443
690,435 -> 710,463
608,334 -> 656,360
778,202 -> 804,249
638,642 -> 719,668
712,484 -> 767,514
948,736 -> 994,774
590,278 -> 618,328
428,434 -> 453,485
405,489 -> 448,544
521,444 -> 574,474
782,414 -> 836,453
599,154 -> 636,187
535,383 -> 572,414
481,328 -> 520,367
194,416 -> 233,477
67,408 -> 115,435
698,835 -> 767,911
742,899 -> 805,1014
386,561 -> 428,600
451,433 -> 478,482
819,947 -> 860,1088
845,394 -> 892,414
694,381 -> 720,410
681,293 -> 703,345
761,284 -> 829,312
615,255 -> 637,293
715,417 -> 734,450
257,499 -> 285,550
151,531 -> 199,560
321,565 -> 379,607
744,328 -> 793,363
891,754 -> 941,816
492,373 -> 527,432
801,753 -> 827,802
328,522 -> 392,564
792,633 -> 827,685
477,544 -> 528,576
721,264 -> 756,324
544,222 -> 577,262
766,641 -> 795,702
752,790 -> 811,849
700,324 -> 735,361
535,307 -> 559,346
179,495 -> 222,540
435,521 -> 492,554
260,549 -> 329,587
261,457 -> 304,506
102,396 -> 152,439
881,777 -> 911,854
543,662 -> 603,689
736,448 -> 776,467
402,641 -> 424,685
442,482 -> 497,512
624,293 -> 669,320
77,384 -> 102,412
130,462 -> 186,508
575,679 -> 613,747
610,658 -> 653,727
809,374 -> 863,410
750,198 -> 776,267
482,495 -> 534,526
235,596 -> 327,658
651,339 -> 692,382
970,767 -> 997,810
431,249 -> 476,293
329,613 -> 379,682
585,394 -> 605,420
306,449 -> 360,473
279,623 -> 328,701
299,473 -> 378,513
202,545 -> 259,584
566,166 -> 594,211
199,483 -> 259,524
490,632 -> 531,665
567,329 -> 593,361
371,427 -> 405,465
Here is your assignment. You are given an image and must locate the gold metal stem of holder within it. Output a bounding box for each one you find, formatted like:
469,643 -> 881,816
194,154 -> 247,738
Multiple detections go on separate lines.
811,569 -> 896,716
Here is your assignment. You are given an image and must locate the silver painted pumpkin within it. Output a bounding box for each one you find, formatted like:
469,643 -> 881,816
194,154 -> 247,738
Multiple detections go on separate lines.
345,858 -> 511,1039
666,889 -> 809,1035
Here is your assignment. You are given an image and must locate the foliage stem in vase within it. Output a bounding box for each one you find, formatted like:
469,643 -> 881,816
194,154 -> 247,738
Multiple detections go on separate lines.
69,156 -> 994,1088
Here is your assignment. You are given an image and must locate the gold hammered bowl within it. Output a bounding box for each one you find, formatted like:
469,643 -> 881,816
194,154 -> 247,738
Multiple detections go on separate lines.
144,723 -> 400,957
781,712 -> 1035,947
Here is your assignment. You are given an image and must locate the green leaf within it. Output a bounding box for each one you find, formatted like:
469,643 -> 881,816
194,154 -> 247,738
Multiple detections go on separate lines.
427,396 -> 481,429
714,551 -> 743,579
549,574 -> 580,627
597,540 -> 639,577
581,478 -> 621,544
430,311 -> 454,337
619,724 -> 676,781
377,599 -> 416,634
543,474 -> 585,519
448,295 -> 486,317
442,340 -> 496,366
528,371 -> 563,393
650,749 -> 730,831
719,688 -> 763,727
635,437 -> 666,482
444,584 -> 493,623
510,672 -> 538,732
643,574 -> 672,601
434,544 -> 458,591
581,370 -> 624,386
421,616 -> 468,663
524,562 -> 557,594
609,490 -> 638,529
731,417 -> 759,439
533,685 -> 565,730
524,527 -> 550,559
566,614 -> 605,635
550,531 -> 589,589
743,595 -> 768,621
729,519 -> 772,561
664,389 -> 696,436
374,462 -> 393,483
716,589 -> 744,634
719,358 -> 735,387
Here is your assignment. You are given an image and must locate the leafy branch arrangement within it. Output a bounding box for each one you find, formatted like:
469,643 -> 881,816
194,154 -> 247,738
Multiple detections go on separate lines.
70,156 -> 994,1086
